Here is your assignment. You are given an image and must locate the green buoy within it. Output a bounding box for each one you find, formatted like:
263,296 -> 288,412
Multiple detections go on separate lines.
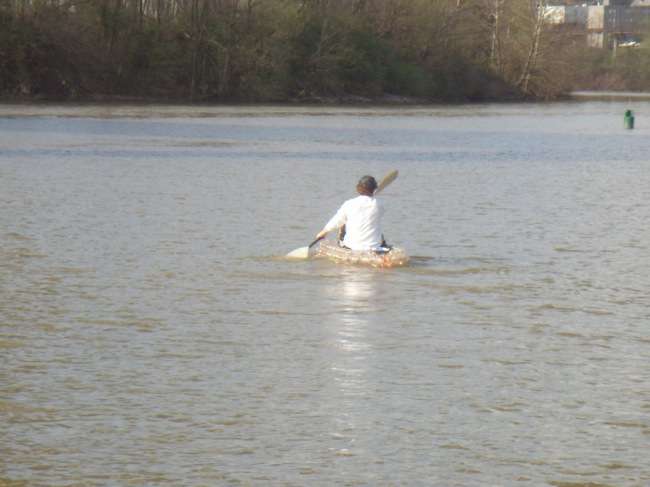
624,109 -> 635,129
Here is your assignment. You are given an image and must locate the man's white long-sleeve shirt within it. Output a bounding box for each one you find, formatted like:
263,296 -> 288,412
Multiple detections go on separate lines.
323,195 -> 384,250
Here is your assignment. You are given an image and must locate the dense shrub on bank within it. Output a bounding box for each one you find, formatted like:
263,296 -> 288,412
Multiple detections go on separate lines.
0,0 -> 640,102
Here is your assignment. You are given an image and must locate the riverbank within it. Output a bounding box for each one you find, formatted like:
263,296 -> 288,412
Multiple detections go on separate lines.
10,90 -> 650,106
570,90 -> 650,100
0,90 -> 538,106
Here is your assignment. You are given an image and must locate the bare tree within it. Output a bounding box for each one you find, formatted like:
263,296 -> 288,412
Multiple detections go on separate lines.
515,0 -> 546,93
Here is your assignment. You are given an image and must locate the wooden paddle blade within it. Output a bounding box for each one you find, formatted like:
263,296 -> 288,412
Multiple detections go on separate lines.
375,170 -> 398,195
286,237 -> 324,259
286,246 -> 311,259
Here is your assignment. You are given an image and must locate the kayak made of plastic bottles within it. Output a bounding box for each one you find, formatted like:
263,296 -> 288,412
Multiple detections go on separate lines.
315,239 -> 409,268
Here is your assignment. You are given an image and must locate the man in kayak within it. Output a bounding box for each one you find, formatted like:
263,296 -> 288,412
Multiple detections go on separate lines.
315,175 -> 387,251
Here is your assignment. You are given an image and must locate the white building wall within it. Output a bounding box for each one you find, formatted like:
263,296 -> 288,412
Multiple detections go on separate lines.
588,5 -> 605,29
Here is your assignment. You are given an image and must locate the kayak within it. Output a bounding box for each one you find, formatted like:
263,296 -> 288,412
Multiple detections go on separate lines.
314,239 -> 409,268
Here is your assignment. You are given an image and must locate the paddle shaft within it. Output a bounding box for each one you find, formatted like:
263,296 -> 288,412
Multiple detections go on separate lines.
308,237 -> 324,248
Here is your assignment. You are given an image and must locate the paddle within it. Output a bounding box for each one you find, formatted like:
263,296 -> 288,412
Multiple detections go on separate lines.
286,170 -> 398,259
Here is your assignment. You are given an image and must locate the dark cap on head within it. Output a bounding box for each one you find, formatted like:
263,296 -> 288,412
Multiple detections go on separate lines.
357,175 -> 377,196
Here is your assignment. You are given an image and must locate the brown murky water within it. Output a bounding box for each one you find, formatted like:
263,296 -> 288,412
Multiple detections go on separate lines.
1,102 -> 649,486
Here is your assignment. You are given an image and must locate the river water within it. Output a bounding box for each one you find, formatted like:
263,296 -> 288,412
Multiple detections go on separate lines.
1,102 -> 648,486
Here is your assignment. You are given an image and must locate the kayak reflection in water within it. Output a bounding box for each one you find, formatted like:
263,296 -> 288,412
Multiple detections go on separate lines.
315,175 -> 389,251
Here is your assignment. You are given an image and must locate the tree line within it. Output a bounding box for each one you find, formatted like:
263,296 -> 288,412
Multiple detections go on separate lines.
1,0 -> 648,102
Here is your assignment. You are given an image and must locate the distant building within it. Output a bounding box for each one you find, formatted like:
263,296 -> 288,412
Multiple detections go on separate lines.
544,5 -> 589,24
545,1 -> 650,48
